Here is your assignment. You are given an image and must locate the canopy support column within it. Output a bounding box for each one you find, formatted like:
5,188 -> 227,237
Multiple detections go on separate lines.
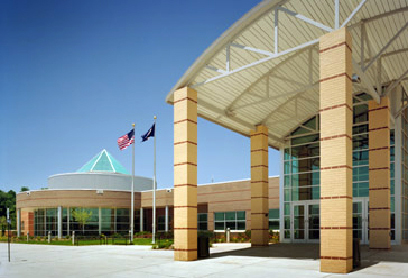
369,97 -> 391,250
174,87 -> 197,261
319,27 -> 353,273
250,125 -> 269,246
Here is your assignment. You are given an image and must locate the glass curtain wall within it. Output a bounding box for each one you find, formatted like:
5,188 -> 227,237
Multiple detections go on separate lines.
283,93 -> 397,243
401,107 -> 408,241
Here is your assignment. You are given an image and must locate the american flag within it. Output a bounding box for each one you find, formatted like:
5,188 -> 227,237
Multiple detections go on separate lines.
118,129 -> 135,150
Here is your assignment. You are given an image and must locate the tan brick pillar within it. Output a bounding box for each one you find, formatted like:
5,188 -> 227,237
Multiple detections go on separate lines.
174,87 -> 197,261
369,97 -> 391,250
250,125 -> 269,246
319,27 -> 353,273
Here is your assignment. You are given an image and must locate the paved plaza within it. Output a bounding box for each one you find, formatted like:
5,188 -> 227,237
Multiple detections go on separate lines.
1,243 -> 408,278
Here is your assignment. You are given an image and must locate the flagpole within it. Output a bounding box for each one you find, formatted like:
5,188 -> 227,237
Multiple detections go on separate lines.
152,116 -> 157,244
131,123 -> 135,243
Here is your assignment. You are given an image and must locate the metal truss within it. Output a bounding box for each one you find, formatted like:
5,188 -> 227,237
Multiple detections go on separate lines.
193,0 -> 369,89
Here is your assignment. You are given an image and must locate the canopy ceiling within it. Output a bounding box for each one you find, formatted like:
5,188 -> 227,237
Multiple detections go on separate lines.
166,0 -> 408,149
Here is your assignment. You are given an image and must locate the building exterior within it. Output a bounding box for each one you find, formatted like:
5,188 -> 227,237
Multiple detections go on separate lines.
16,149 -> 280,238
164,0 -> 408,273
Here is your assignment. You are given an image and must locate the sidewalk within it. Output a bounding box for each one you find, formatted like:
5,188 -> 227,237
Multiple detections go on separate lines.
1,243 -> 407,278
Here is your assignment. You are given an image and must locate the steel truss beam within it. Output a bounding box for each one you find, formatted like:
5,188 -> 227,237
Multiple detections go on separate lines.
224,46 -> 313,114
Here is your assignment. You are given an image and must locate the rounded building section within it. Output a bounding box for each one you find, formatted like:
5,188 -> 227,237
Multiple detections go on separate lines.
16,149 -> 152,237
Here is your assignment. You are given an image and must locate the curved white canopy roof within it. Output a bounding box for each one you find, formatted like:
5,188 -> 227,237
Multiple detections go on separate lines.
166,0 -> 408,149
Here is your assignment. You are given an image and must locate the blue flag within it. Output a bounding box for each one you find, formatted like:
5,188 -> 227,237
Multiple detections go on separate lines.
141,123 -> 155,142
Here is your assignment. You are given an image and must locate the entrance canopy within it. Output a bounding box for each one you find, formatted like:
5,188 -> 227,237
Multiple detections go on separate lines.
166,0 -> 408,149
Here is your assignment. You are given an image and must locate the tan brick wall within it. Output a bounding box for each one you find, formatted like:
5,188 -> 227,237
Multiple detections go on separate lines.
319,27 -> 353,273
173,87 -> 197,261
369,97 -> 391,249
17,190 -> 139,209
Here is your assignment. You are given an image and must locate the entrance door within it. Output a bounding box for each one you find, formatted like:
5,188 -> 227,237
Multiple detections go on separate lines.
353,198 -> 369,245
291,201 -> 319,243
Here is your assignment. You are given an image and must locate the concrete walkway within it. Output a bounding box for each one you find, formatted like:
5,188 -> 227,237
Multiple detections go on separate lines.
1,243 -> 408,278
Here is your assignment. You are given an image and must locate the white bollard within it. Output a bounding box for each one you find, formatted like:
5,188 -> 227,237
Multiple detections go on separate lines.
129,230 -> 132,245
48,231 -> 51,244
72,231 -> 75,245
226,228 -> 231,243
27,231 -> 29,242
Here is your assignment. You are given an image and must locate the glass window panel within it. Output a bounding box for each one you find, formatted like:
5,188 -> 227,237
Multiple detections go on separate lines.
214,213 -> 224,221
225,212 -> 235,221
214,222 -> 224,230
269,221 -> 279,230
269,209 -> 279,219
237,211 -> 245,221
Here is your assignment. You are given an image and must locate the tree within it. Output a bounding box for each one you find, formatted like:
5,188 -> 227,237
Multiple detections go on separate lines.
0,216 -> 7,236
20,186 -> 29,192
72,209 -> 92,236
0,190 -> 16,229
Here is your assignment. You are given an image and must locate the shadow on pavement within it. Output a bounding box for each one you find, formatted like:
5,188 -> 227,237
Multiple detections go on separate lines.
208,243 -> 408,272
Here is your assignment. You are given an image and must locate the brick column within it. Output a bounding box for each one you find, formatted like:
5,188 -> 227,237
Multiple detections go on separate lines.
250,125 -> 269,246
369,97 -> 391,249
319,27 -> 353,273
174,87 -> 197,261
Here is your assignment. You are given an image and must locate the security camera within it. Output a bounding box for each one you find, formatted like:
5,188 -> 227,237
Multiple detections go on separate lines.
166,189 -> 172,193
26,191 -> 30,196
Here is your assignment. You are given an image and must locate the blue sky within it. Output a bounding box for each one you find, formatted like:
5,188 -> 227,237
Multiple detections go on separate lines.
0,0 -> 280,192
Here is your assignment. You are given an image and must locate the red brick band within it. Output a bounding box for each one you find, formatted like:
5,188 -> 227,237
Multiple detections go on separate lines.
174,141 -> 197,145
370,228 -> 391,230
369,146 -> 389,151
369,188 -> 390,191
320,165 -> 352,170
319,72 -> 352,84
251,132 -> 268,137
251,165 -> 268,168
369,126 -> 389,132
174,228 -> 197,230
319,102 -> 353,113
369,207 -> 390,211
320,196 -> 352,200
174,248 -> 197,252
251,181 -> 268,184
369,167 -> 389,171
321,227 -> 353,230
319,41 -> 352,54
251,149 -> 268,153
174,184 -> 197,188
320,256 -> 353,261
174,162 -> 197,167
320,134 -> 352,142
368,106 -> 389,112
251,196 -> 268,199
174,206 -> 197,209
174,119 -> 197,125
174,97 -> 197,104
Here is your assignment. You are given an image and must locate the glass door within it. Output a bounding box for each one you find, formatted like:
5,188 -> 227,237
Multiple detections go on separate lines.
291,201 -> 320,243
293,205 -> 306,242
353,198 -> 369,245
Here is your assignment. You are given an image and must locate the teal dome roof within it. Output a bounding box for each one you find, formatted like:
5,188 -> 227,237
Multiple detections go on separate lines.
76,149 -> 130,175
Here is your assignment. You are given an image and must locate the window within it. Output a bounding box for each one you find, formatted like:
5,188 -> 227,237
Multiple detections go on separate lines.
269,209 -> 279,230
214,211 -> 245,231
197,213 -> 207,231
158,215 -> 165,231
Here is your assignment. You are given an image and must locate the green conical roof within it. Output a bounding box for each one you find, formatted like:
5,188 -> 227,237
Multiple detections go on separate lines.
76,149 -> 130,174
